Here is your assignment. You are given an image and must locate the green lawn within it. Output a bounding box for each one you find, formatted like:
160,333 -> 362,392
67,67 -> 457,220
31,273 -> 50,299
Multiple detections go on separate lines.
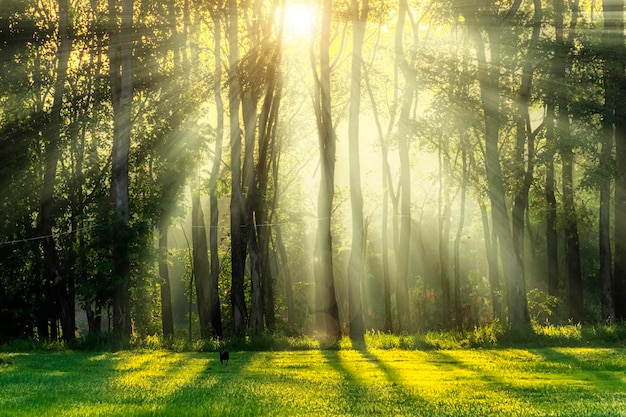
0,347 -> 625,416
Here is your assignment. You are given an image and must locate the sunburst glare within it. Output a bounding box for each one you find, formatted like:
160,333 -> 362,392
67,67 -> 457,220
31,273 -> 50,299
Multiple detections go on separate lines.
280,3 -> 317,39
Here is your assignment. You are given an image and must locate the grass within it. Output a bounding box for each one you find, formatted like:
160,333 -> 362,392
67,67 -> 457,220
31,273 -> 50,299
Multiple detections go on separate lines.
1,346 -> 625,416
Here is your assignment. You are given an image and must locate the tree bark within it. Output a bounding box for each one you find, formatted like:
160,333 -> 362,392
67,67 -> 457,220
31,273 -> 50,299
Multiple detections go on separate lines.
545,93 -> 560,299
394,0 -> 415,333
465,8 -> 529,327
192,192 -> 212,339
159,221 -> 174,337
438,146 -> 452,328
208,5 -> 224,339
363,61 -> 394,333
607,0 -> 626,320
347,0 -> 368,342
553,0 -> 584,322
479,201 -> 502,321
108,0 -> 134,342
38,0 -> 74,342
454,141 -> 468,330
228,0 -> 248,335
599,0 -> 624,320
511,0 -> 541,275
312,0 -> 341,340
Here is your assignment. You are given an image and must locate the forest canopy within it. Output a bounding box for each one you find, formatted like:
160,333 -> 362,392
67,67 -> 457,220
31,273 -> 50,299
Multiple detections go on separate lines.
0,0 -> 625,344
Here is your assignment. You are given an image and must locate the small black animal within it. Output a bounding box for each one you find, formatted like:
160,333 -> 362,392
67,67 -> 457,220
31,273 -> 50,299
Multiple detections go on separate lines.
219,348 -> 230,365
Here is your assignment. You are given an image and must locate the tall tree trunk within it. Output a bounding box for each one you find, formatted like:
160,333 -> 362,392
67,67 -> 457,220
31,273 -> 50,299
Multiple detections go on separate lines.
545,92 -> 560,299
466,9 -> 529,327
599,16 -> 614,321
208,5 -> 224,339
159,221 -> 174,337
242,78 -> 263,335
192,192 -> 212,339
544,10 -> 560,299
454,142 -> 468,330
608,0 -> 626,320
38,0 -> 74,342
108,0 -> 134,342
275,225 -> 296,328
228,0 -> 248,335
438,146 -> 452,328
312,0 -> 341,340
257,50 -> 282,331
347,0 -> 368,342
512,0 -> 541,275
394,0 -> 415,333
363,62 -> 394,333
554,0 -> 584,322
479,201 -> 502,320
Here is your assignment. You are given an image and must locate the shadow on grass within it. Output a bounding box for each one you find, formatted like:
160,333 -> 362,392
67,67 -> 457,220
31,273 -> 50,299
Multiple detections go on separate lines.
533,347 -> 626,390
321,347 -> 438,416
0,350 -> 255,416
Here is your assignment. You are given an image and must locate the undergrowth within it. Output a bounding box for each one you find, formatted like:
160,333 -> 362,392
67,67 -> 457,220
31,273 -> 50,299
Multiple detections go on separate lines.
2,321 -> 626,353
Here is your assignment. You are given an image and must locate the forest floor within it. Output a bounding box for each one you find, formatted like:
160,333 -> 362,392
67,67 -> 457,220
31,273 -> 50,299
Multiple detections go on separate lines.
0,347 -> 624,416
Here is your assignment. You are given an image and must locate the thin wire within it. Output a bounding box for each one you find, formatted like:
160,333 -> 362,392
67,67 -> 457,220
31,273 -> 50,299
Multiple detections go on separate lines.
0,224 -> 101,246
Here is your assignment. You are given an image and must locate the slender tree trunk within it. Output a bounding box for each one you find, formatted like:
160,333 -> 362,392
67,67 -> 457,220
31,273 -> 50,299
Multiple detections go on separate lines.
512,0 -> 541,275
228,0 -> 248,335
347,0 -> 368,342
467,11 -> 529,327
363,62 -> 394,333
599,43 -> 614,321
159,221 -> 174,337
208,6 -> 224,339
108,0 -> 134,342
192,192 -> 212,339
275,225 -> 296,328
312,0 -> 341,340
454,142 -> 468,330
608,0 -> 626,320
438,146 -> 452,328
553,0 -> 584,322
479,202 -> 502,320
544,91 -> 560,299
257,55 -> 282,331
270,93 -> 295,328
38,0 -> 74,343
394,0 -> 415,333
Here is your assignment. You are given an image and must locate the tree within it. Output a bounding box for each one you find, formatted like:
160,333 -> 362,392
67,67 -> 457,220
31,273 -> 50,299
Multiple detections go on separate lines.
599,0 -> 621,321
550,0 -> 584,322
511,0 -> 541,281
208,3 -> 225,340
462,1 -> 530,327
312,0 -> 341,340
37,0 -> 75,342
108,0 -> 134,341
227,0 -> 248,335
347,0 -> 369,342
394,0 -> 416,333
610,0 -> 626,320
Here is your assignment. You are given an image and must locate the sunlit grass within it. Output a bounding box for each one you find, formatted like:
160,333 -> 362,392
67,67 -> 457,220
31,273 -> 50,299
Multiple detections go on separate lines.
0,347 -> 625,416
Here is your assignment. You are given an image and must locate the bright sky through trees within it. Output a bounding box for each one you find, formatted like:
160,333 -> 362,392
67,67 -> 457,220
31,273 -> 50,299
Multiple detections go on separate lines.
281,3 -> 317,39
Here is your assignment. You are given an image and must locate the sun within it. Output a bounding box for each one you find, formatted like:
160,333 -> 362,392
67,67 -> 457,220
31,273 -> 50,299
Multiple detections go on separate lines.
280,3 -> 317,39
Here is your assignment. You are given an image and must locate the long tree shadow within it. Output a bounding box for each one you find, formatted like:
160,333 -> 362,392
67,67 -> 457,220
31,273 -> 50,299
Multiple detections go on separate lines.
426,348 -> 626,416
153,349 -> 263,416
0,349 -> 250,416
321,347 -> 440,416
533,347 -> 626,390
363,347 -> 564,416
